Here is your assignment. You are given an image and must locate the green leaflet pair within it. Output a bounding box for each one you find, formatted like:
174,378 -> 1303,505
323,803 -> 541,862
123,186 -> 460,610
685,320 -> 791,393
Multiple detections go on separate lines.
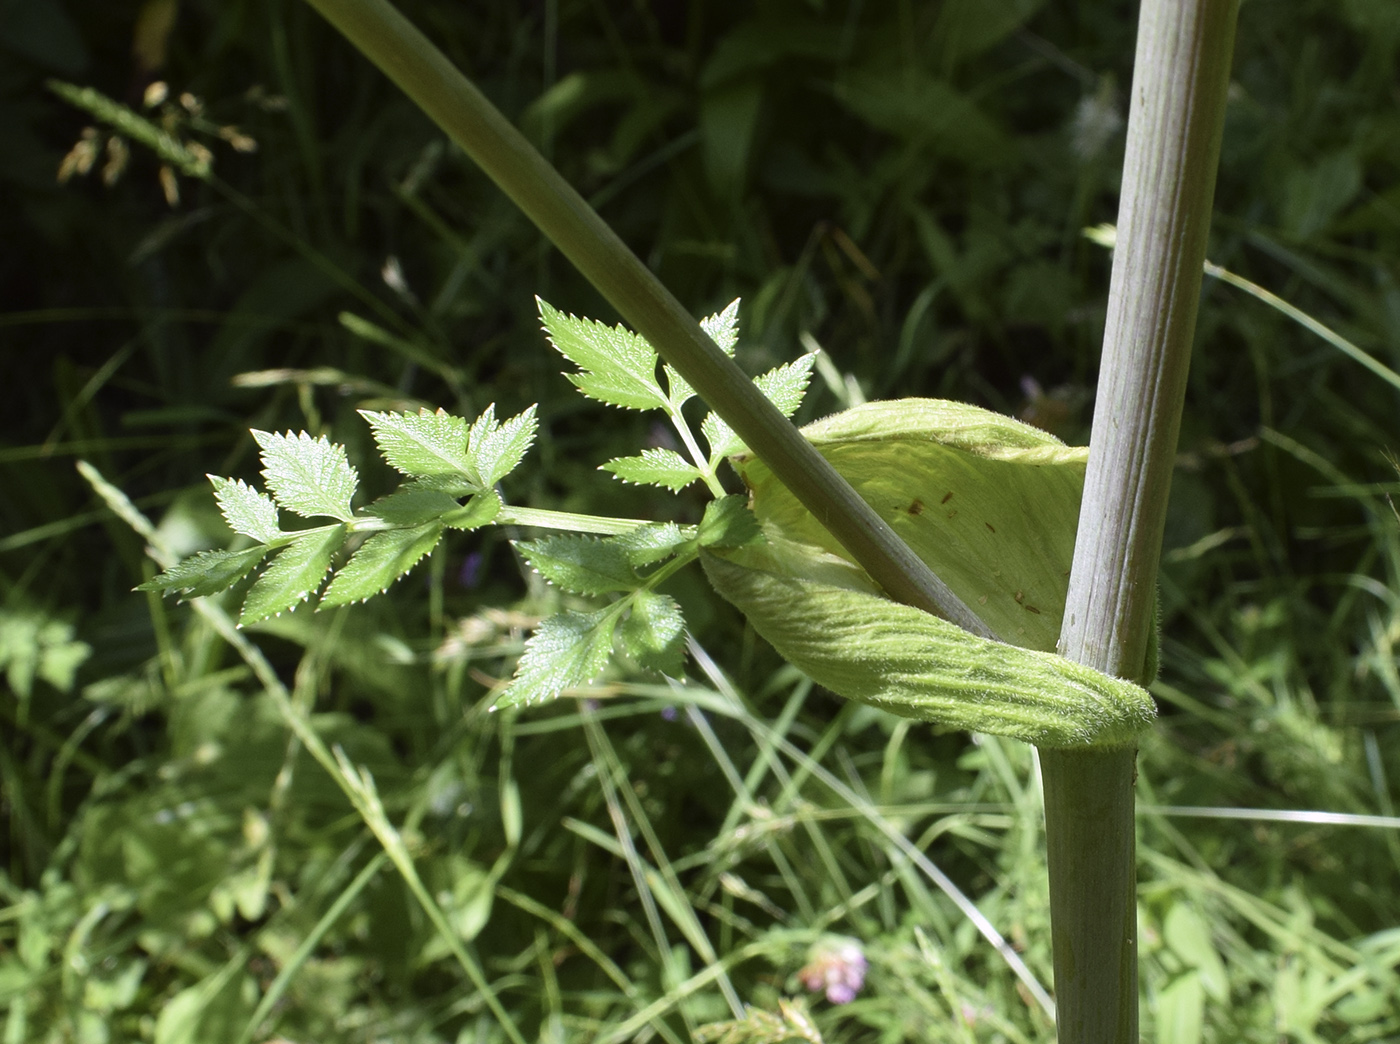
703,399 -> 1156,749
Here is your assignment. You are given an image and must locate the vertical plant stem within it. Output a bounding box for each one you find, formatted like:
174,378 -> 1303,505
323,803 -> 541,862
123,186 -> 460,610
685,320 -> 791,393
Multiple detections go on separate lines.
1042,2 -> 1239,1042
298,0 -> 992,637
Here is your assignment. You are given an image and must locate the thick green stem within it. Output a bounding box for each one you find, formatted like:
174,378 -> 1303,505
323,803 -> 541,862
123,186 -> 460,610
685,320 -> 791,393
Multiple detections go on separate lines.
1041,2 -> 1239,1042
299,0 -> 993,639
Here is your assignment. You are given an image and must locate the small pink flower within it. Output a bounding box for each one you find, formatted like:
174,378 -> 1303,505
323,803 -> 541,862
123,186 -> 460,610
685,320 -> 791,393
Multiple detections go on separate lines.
798,937 -> 868,1004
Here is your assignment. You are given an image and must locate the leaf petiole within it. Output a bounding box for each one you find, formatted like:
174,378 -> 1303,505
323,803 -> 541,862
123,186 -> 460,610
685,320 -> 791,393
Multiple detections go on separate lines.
494,505 -> 681,537
666,407 -> 726,498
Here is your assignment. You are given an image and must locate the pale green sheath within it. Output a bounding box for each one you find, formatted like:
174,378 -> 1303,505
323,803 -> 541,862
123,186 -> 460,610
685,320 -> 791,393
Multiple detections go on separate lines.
701,399 -> 1156,749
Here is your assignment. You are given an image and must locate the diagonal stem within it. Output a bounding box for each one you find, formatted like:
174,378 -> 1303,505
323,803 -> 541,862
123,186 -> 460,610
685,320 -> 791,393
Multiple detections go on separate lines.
298,0 -> 995,639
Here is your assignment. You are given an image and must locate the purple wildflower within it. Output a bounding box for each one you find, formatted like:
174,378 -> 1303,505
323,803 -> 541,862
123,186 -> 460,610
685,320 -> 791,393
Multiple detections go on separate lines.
458,551 -> 484,589
798,937 -> 868,1005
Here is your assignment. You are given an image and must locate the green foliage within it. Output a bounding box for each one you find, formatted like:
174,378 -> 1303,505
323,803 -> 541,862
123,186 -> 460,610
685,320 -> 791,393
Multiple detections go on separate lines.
138,404 -> 533,624
252,429 -> 358,522
9,2 -> 1400,1042
135,546 -> 272,599
0,605 -> 91,701
519,534 -> 642,595
210,476 -> 282,543
361,404 -> 538,492
703,533 -> 1153,749
496,605 -> 626,709
701,353 -> 818,462
239,526 -> 345,625
616,589 -> 686,675
600,446 -> 703,491
694,998 -> 824,1044
539,299 -> 671,412
493,300 -> 822,707
133,290 -> 1147,747
732,399 -> 1089,651
542,296 -> 816,496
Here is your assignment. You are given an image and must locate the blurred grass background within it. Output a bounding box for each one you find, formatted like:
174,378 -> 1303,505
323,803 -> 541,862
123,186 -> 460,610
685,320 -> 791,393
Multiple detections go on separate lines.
3,0 -> 1400,1041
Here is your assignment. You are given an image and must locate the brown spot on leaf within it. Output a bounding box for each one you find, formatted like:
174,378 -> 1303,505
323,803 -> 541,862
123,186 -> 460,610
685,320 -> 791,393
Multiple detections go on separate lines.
907,499 -> 924,515
941,491 -> 954,504
985,522 -> 996,533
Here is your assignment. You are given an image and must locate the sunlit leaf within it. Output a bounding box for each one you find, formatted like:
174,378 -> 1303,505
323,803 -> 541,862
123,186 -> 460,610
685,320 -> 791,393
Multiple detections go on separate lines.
518,534 -> 639,595
360,408 -> 473,482
252,429 -> 358,521
137,545 -> 270,599
702,533 -> 1154,749
600,448 -> 703,491
665,298 -> 741,407
704,398 -> 1158,748
240,527 -> 345,625
732,398 -> 1085,649
538,297 -> 666,411
618,590 -> 686,675
703,352 -> 817,460
495,605 -> 624,709
209,476 -> 281,543
467,404 -> 539,487
320,522 -> 443,607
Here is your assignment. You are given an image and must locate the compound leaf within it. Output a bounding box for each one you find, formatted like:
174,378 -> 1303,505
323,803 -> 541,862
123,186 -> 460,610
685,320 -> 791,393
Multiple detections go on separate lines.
209,476 -> 281,543
538,297 -> 666,411
240,527 -> 345,625
495,606 -> 623,709
618,590 -> 686,675
600,448 -> 703,491
137,545 -> 271,599
321,522 -> 443,607
518,535 -> 639,595
252,430 -> 358,521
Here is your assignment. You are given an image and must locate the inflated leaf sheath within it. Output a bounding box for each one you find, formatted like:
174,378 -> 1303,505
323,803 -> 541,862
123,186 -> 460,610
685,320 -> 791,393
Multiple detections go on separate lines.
713,399 -> 1155,748
702,537 -> 1154,748
732,399 -> 1089,650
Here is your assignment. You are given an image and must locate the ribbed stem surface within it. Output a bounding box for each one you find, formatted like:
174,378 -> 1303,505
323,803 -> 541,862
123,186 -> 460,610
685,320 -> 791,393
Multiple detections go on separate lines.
1041,2 -> 1239,1042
